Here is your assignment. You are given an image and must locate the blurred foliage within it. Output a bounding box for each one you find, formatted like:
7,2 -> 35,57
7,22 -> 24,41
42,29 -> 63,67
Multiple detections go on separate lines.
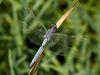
0,0 -> 100,75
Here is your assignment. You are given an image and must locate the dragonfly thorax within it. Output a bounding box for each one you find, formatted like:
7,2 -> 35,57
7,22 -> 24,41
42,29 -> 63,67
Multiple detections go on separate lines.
44,25 -> 57,41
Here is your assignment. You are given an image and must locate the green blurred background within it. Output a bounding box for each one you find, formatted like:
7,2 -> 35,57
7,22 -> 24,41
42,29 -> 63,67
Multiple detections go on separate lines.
0,0 -> 100,75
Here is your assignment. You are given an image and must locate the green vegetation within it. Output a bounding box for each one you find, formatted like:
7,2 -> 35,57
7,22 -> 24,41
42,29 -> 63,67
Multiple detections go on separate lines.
0,0 -> 100,75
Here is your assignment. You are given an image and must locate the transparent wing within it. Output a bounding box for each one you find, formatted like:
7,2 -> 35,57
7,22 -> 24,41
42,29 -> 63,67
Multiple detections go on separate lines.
46,33 -> 88,56
27,24 -> 47,45
22,5 -> 88,56
21,6 -> 47,45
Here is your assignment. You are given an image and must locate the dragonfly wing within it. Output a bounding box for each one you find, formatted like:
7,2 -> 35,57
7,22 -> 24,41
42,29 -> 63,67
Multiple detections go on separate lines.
27,25 -> 47,45
46,33 -> 88,56
23,7 -> 47,45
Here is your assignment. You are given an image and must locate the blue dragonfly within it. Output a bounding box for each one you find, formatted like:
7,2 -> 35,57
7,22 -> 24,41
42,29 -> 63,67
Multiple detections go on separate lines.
22,0 -> 86,75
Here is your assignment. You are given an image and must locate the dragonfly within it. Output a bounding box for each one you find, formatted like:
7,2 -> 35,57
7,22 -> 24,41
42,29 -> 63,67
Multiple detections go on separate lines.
26,0 -> 83,75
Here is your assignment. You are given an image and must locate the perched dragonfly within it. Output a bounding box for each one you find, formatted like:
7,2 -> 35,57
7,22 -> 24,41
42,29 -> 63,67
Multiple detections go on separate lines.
27,0 -> 82,75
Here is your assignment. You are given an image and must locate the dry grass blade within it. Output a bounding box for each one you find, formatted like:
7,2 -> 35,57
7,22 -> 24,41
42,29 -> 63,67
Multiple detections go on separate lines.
56,0 -> 78,29
28,52 -> 44,75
